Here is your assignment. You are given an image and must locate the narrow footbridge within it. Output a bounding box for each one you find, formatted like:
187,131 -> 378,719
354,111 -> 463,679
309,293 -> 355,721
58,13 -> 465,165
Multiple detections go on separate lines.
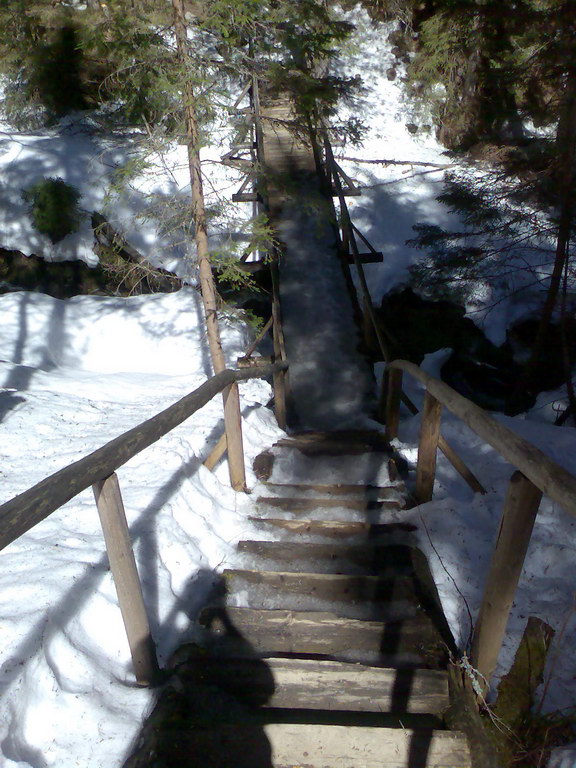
1,83 -> 576,768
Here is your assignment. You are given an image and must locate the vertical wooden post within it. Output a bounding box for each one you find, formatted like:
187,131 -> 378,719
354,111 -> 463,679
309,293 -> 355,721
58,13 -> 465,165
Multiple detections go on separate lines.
384,367 -> 403,438
271,262 -> 288,430
471,471 -> 542,688
93,473 -> 159,686
416,391 -> 442,503
222,382 -> 247,491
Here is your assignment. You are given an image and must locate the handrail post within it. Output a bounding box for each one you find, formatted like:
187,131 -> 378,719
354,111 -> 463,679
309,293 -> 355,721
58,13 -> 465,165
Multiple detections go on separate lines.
222,382 -> 247,491
93,473 -> 159,686
471,471 -> 542,689
416,391 -> 442,503
271,259 -> 288,430
384,367 -> 403,439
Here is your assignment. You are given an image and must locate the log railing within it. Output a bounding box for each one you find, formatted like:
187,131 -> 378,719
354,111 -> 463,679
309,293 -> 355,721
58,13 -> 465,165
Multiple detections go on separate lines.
322,133 -> 486,496
0,362 -> 287,686
385,358 -> 576,688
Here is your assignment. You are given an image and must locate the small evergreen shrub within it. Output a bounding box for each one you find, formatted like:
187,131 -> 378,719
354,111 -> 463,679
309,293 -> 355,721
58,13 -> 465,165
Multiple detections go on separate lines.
22,177 -> 82,243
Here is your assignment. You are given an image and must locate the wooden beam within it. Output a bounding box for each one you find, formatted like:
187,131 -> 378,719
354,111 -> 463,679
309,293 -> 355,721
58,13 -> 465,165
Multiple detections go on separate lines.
384,368 -> 403,439
389,359 -> 576,514
203,432 -> 227,471
93,473 -> 159,686
416,391 -> 442,503
471,472 -> 542,687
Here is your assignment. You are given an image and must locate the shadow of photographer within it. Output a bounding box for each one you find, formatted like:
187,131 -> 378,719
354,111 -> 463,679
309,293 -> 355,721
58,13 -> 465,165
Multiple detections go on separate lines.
123,570 -> 275,768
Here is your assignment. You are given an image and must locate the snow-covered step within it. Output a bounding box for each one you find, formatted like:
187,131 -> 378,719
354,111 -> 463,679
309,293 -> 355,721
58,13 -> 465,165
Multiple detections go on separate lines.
263,481 -> 406,502
224,568 -> 426,620
200,607 -> 448,667
256,495 -> 403,511
251,501 -> 404,523
248,516 -> 417,540
237,540 -> 417,575
163,723 -> 470,768
274,430 -> 394,455
172,656 -> 450,714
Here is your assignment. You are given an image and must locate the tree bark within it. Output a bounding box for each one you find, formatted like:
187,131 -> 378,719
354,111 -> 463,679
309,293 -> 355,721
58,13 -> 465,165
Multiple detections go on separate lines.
512,65 -> 576,404
172,0 -> 246,490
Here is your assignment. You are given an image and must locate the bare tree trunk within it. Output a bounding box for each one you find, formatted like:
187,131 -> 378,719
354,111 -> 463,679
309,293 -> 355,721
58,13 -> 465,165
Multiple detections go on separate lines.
512,66 -> 576,406
172,0 -> 246,490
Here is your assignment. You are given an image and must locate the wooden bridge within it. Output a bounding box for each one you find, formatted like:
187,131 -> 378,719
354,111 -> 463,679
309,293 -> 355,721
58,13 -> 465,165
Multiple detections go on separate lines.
1,82 -> 576,768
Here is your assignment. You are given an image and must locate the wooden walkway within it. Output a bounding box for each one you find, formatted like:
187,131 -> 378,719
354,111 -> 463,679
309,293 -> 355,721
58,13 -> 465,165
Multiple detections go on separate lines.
124,432 -> 472,767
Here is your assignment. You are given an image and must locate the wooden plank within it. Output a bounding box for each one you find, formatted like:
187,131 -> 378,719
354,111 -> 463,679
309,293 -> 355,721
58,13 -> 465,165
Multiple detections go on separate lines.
384,367 -> 403,440
175,657 -> 450,713
203,431 -> 227,471
0,363 -> 287,552
345,251 -> 384,263
416,391 -> 442,503
248,517 -> 418,538
471,471 -> 542,687
225,569 -> 423,607
200,607 -> 448,666
93,474 -> 159,686
257,496 -> 402,511
437,435 -> 487,495
156,724 -> 470,767
263,481 -> 401,497
237,541 -> 416,572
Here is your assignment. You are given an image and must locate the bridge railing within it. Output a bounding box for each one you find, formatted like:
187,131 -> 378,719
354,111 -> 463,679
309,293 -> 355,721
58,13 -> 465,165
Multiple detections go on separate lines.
385,358 -> 576,689
0,362 -> 287,686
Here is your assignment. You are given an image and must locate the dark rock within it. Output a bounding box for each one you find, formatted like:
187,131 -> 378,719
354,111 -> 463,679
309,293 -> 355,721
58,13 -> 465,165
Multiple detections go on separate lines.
406,123 -> 419,135
386,67 -> 397,82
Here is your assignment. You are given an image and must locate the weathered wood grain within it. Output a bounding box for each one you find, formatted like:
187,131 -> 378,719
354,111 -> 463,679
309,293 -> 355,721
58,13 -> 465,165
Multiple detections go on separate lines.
175,657 -> 449,714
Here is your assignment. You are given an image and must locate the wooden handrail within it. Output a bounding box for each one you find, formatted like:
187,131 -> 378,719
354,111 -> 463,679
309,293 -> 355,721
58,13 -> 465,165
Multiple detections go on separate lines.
0,362 -> 288,553
389,359 -> 576,515
323,134 -> 485,495
387,357 -> 576,687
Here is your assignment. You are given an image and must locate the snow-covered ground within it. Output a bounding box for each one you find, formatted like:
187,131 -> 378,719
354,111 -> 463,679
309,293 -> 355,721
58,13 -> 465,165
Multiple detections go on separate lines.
0,6 -> 575,767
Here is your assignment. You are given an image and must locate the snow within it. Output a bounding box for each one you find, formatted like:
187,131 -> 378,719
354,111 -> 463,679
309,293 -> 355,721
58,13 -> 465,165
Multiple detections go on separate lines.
0,5 -> 575,767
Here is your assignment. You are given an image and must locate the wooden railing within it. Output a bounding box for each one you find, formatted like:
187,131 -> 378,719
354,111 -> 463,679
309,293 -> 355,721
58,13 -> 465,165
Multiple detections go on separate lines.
0,362 -> 287,686
385,358 -> 576,688
321,133 -> 486,496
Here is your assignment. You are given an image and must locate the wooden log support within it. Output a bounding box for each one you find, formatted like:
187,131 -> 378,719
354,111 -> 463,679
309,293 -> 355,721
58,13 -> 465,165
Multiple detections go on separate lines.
92,473 -> 159,686
471,471 -> 543,688
203,432 -> 227,471
437,436 -> 486,495
222,381 -> 247,491
271,265 -> 288,431
383,367 -> 403,438
416,391 -> 442,503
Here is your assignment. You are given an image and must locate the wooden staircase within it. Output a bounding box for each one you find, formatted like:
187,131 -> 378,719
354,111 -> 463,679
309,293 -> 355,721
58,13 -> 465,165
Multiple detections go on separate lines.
124,432 -> 472,767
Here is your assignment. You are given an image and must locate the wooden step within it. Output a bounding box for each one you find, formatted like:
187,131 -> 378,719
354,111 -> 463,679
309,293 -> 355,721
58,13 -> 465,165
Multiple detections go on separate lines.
237,541 -> 416,575
199,607 -> 448,668
147,723 -> 471,767
172,656 -> 450,714
263,481 -> 403,498
248,517 -> 417,539
224,569 -> 425,615
256,496 -> 403,511
275,438 -> 391,456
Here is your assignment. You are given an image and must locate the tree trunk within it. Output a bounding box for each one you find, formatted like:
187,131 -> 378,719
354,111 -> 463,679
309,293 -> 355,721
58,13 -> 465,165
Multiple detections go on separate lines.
172,0 -> 246,490
512,65 -> 576,405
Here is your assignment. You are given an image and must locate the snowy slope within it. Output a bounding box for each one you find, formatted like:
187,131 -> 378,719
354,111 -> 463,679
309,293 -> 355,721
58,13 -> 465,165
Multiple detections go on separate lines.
0,290 -> 284,766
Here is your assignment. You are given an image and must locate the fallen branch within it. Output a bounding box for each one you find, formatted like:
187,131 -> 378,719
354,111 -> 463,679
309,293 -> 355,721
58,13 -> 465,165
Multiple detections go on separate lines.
338,156 -> 453,168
